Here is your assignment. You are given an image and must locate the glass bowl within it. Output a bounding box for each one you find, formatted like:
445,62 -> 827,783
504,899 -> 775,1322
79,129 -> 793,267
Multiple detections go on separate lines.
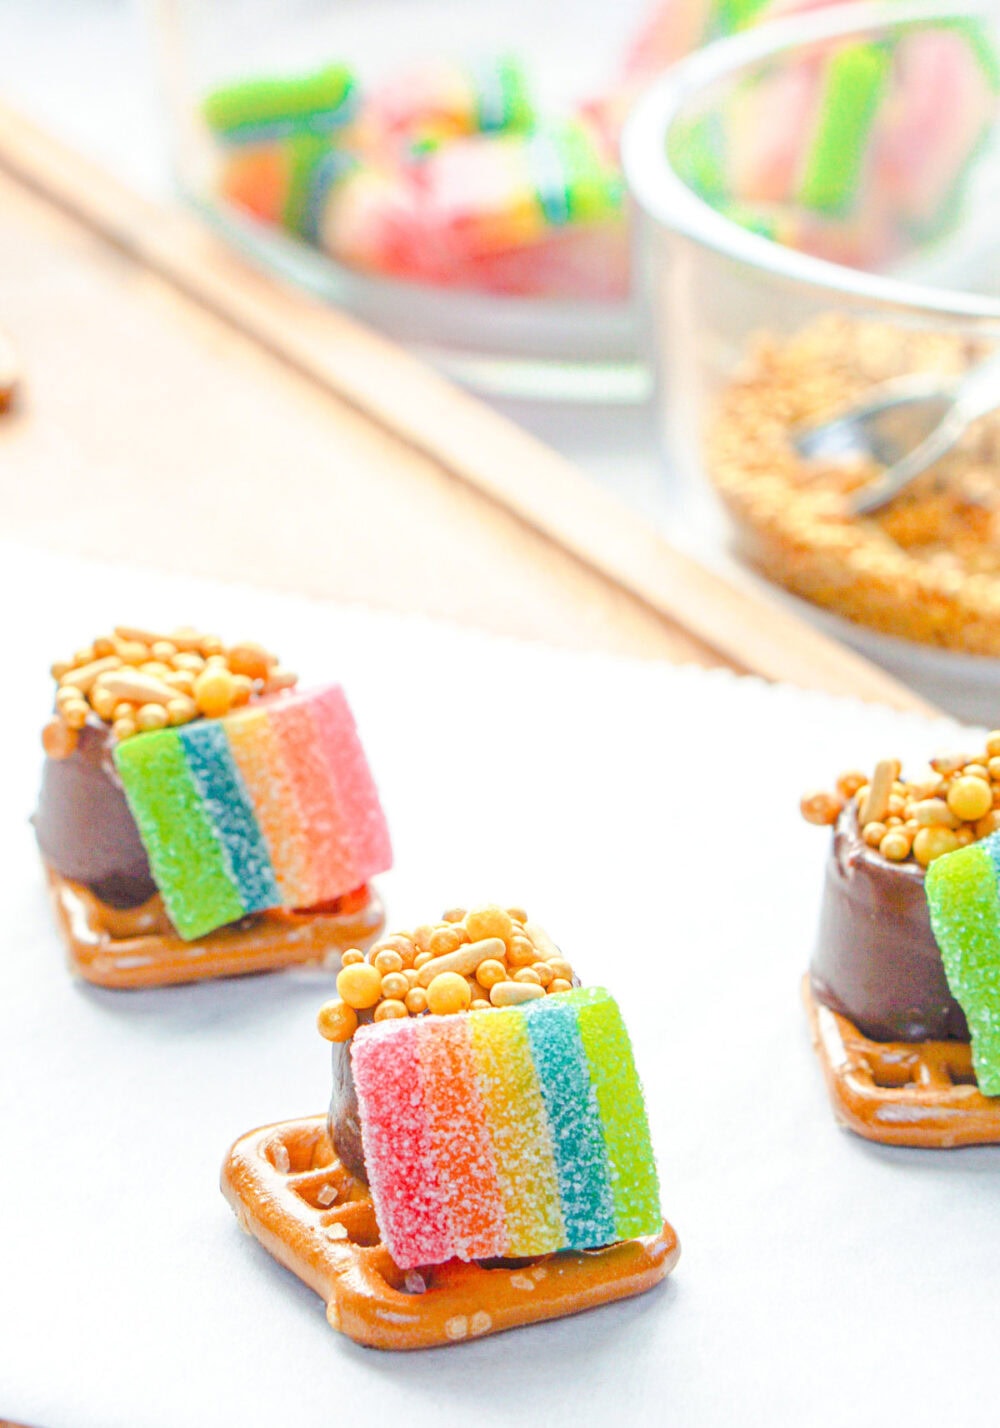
151,0 -> 661,399
623,0 -> 1000,719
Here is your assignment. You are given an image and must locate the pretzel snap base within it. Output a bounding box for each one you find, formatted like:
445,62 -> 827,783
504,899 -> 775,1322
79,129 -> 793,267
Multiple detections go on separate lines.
46,867 -> 384,989
222,1115 -> 680,1350
803,976 -> 1000,1148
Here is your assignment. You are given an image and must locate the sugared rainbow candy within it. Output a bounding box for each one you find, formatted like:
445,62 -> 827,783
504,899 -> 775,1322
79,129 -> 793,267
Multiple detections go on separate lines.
113,685 -> 391,940
351,987 -> 660,1269
217,134 -> 359,242
926,832 -> 1000,1095
363,55 -> 534,153
416,121 -> 623,259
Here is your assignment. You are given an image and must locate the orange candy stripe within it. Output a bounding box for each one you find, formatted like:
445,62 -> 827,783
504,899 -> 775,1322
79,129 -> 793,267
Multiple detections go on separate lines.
224,704 -> 315,908
415,1014 -> 507,1260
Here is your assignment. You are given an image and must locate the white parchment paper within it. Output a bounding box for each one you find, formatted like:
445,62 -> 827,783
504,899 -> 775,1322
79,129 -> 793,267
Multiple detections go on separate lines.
1,542 -> 994,1428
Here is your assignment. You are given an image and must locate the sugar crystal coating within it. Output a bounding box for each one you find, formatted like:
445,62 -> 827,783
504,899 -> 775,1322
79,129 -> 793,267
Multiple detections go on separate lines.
310,687 -> 393,882
415,1015 -> 506,1260
113,729 -> 243,939
113,685 -> 391,939
350,989 -> 661,1268
351,1019 -> 452,1267
524,998 -> 616,1248
178,719 -> 279,914
572,987 -> 661,1238
467,1005 -> 565,1257
224,705 -> 314,908
269,693 -> 358,901
926,836 -> 1000,1095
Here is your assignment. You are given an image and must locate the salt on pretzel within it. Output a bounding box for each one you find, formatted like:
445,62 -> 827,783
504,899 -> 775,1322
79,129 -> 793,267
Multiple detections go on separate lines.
803,976 -> 1000,1148
45,868 -> 384,989
222,1116 -> 680,1350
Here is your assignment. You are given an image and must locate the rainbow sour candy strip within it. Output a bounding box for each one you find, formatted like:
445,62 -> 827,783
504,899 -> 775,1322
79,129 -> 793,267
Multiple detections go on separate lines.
351,988 -> 660,1269
926,834 -> 1000,1095
113,685 -> 391,940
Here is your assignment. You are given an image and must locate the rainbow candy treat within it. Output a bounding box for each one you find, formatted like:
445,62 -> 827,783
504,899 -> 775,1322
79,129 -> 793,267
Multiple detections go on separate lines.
203,64 -> 358,145
113,685 -> 391,941
926,834 -> 1000,1095
351,988 -> 660,1269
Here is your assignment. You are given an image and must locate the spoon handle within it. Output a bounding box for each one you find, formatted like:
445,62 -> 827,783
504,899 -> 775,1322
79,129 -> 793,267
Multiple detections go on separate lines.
849,415 -> 964,517
954,345 -> 1000,427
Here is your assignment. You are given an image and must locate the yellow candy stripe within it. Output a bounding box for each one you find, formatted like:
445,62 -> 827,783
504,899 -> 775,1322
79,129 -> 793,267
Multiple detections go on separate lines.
224,705 -> 314,908
467,1006 -> 564,1256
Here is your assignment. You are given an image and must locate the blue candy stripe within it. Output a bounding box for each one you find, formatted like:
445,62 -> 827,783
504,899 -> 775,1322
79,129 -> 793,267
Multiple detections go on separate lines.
523,999 -> 616,1249
301,148 -> 355,244
178,720 -> 281,914
985,829 -> 1000,884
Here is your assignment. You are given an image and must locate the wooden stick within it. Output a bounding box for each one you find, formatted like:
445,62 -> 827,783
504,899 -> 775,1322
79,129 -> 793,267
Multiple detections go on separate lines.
0,100 -> 936,712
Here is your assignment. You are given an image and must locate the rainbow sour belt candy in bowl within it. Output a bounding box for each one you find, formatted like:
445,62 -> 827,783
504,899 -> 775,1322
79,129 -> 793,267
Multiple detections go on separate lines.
33,625 -> 391,987
157,0 -> 1000,397
221,905 -> 679,1350
194,2 -> 997,300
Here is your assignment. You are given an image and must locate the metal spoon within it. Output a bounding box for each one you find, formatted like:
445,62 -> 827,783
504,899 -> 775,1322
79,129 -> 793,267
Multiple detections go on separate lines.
792,346 -> 1000,516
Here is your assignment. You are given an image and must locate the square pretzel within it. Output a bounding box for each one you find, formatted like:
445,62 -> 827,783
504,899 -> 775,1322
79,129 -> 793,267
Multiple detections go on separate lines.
221,1116 -> 680,1350
803,976 -> 1000,1148
47,868 -> 384,988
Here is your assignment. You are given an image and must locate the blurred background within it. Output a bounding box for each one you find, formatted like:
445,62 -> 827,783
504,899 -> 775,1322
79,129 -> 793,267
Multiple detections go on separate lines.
2,0 -> 1000,716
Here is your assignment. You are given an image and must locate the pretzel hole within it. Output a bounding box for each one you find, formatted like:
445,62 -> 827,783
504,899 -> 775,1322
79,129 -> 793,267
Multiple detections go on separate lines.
297,1178 -> 347,1210
265,1126 -> 334,1175
322,1202 -> 381,1247
372,1254 -> 437,1294
866,1059 -> 919,1089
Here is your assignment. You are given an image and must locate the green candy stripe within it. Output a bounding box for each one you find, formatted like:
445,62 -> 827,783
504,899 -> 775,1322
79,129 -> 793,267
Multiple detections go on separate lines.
927,840 -> 1000,1096
113,729 -> 245,940
558,124 -> 623,226
203,64 -> 356,143
712,0 -> 774,37
562,987 -> 661,1239
496,55 -> 534,132
798,43 -> 892,216
668,110 -> 728,207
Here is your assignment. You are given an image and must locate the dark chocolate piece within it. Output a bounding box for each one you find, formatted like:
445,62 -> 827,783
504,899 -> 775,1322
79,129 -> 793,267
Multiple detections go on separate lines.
33,720 -> 157,909
810,804 -> 968,1042
328,1039 -> 367,1183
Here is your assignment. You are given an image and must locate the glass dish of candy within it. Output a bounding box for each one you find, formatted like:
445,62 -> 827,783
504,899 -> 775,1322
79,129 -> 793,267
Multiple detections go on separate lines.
624,0 -> 1000,719
150,0 -> 911,399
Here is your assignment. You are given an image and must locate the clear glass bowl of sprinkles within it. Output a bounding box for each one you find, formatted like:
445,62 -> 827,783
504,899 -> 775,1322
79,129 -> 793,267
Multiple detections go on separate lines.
149,0 -> 663,401
623,0 -> 1000,721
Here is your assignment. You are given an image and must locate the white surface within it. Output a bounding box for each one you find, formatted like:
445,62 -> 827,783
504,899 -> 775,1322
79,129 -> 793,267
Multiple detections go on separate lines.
1,542 -> 997,1428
